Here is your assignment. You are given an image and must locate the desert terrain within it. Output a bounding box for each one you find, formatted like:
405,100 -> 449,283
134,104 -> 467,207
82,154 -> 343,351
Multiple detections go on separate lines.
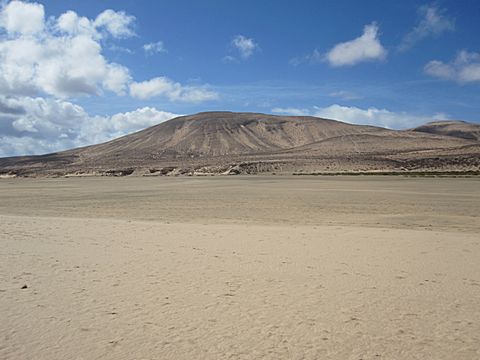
1,176 -> 479,359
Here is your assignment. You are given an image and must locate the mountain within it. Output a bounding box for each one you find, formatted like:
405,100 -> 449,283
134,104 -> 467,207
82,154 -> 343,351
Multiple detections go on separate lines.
412,120 -> 480,141
0,112 -> 479,177
71,112 -> 386,158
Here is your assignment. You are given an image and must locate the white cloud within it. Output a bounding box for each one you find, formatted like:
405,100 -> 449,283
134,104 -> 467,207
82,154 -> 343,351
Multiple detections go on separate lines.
57,10 -> 96,37
0,2 -> 216,102
93,9 -> 135,38
289,49 -> 322,67
2,96 -> 90,138
329,90 -> 362,100
108,44 -> 134,54
272,104 -> 445,129
0,136 -> 72,158
56,8 -> 135,39
325,23 -> 387,67
399,5 -> 454,51
0,2 -> 220,157
106,107 -> 178,133
425,60 -> 455,79
0,0 -> 45,35
231,35 -> 259,60
270,107 -> 310,117
0,1 -> 134,98
0,95 -> 179,156
130,77 -> 218,102
221,55 -> 238,63
143,41 -> 167,54
425,50 -> 480,83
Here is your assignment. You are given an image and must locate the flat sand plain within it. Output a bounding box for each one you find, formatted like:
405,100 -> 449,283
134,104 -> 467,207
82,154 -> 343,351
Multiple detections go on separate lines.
1,176 -> 479,359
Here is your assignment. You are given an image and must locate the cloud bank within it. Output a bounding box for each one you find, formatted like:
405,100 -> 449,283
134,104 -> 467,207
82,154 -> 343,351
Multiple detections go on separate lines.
0,1 -> 216,156
272,104 -> 446,129
0,95 -> 179,157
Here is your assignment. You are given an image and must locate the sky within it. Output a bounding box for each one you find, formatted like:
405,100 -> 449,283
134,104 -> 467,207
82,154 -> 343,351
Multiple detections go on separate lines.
0,0 -> 479,156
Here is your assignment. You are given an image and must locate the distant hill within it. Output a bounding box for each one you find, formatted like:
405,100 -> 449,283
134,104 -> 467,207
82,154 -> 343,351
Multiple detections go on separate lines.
0,112 -> 479,177
412,120 -> 480,141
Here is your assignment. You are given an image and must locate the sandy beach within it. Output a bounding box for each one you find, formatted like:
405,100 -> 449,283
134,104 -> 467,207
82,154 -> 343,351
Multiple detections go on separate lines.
1,176 -> 479,359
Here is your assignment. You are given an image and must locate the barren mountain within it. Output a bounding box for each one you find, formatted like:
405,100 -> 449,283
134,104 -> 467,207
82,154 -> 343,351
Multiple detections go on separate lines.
412,120 -> 480,141
0,112 -> 479,177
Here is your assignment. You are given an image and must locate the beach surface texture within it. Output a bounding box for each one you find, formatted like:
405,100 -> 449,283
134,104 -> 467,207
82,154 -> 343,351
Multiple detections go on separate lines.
1,176 -> 479,359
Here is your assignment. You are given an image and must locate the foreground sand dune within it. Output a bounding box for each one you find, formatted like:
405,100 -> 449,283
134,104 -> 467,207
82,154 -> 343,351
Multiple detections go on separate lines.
1,176 -> 479,359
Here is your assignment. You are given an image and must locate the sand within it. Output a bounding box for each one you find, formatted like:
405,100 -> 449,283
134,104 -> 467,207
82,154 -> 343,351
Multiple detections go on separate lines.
1,176 -> 479,359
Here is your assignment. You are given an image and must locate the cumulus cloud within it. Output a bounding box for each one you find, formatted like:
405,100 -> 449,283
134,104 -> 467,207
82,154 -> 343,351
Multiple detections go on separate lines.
0,95 -> 179,156
399,5 -> 454,51
291,23 -> 386,67
93,9 -> 135,38
56,9 -> 135,39
0,0 -> 45,35
325,23 -> 387,67
272,104 -> 445,129
0,2 -> 217,102
425,50 -> 480,83
105,107 -> 178,133
0,1 -> 135,98
143,41 -> 167,54
0,2 -> 218,157
230,35 -> 259,60
130,77 -> 218,102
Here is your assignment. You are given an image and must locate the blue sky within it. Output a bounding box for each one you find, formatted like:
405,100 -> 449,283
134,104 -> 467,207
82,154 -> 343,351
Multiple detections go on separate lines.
0,0 -> 479,156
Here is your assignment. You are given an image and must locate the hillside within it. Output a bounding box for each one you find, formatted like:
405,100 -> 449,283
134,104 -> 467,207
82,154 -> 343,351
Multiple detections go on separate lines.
412,120 -> 480,141
0,112 -> 479,176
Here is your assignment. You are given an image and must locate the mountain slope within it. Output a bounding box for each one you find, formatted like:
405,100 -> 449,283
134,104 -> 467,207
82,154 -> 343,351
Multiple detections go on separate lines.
75,112 -> 385,159
283,130 -> 476,157
0,112 -> 479,176
412,120 -> 480,141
